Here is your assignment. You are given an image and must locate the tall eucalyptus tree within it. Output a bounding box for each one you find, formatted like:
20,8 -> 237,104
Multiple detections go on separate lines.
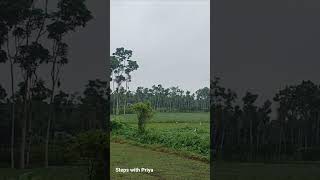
111,47 -> 139,115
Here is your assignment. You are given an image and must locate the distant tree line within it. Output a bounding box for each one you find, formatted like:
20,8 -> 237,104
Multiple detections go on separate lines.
109,48 -> 209,114
212,77 -> 320,161
111,85 -> 210,114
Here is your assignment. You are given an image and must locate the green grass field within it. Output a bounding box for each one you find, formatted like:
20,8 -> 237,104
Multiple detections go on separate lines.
111,112 -> 210,158
111,142 -> 209,180
111,112 -> 210,179
112,112 -> 209,123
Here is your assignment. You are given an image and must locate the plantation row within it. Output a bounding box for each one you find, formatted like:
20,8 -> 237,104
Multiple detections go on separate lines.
0,79 -> 109,169
110,48 -> 209,115
212,77 -> 320,161
110,85 -> 210,114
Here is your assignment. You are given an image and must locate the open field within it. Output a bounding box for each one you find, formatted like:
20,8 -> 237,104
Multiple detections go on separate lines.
111,112 -> 210,158
111,112 -> 210,179
111,142 -> 209,180
213,162 -> 320,180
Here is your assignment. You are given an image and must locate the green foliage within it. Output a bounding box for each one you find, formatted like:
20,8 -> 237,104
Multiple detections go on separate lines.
0,84 -> 7,102
0,50 -> 7,63
114,127 -> 209,158
110,120 -> 125,131
132,102 -> 154,132
71,130 -> 108,158
111,113 -> 210,159
124,104 -> 136,114
110,85 -> 210,114
69,130 -> 108,180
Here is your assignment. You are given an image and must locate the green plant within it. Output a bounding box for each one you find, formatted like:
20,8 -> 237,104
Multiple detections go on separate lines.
111,121 -> 209,158
132,102 -> 154,133
110,120 -> 125,131
69,130 -> 108,180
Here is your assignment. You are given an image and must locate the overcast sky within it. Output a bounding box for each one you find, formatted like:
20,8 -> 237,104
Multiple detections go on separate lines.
212,0 -> 320,117
111,0 -> 210,93
214,0 -> 320,98
0,0 -> 108,94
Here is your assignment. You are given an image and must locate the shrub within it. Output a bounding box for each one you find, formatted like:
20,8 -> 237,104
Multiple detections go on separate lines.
125,104 -> 136,114
132,102 -> 154,133
69,130 -> 108,180
110,120 -> 125,131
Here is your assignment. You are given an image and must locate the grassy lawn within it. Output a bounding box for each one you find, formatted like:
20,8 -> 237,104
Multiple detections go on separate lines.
0,166 -> 86,180
111,142 -> 209,180
213,162 -> 320,180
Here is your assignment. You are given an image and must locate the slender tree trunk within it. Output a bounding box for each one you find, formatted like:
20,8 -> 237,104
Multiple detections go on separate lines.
116,88 -> 119,115
124,81 -> 128,115
45,59 -> 57,168
256,133 -> 260,156
10,60 -> 15,169
26,95 -> 33,168
304,132 -> 308,152
237,123 -> 241,146
316,112 -> 320,145
291,126 -> 294,146
112,80 -> 115,115
20,77 -> 29,169
220,128 -> 225,158
45,90 -> 55,167
279,124 -> 283,160
249,115 -> 253,159
7,33 -> 16,169
298,128 -> 302,148
220,113 -> 225,158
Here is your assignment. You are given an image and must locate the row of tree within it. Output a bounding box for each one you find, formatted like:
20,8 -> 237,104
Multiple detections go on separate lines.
109,47 -> 209,114
111,85 -> 210,114
0,79 -> 109,167
212,77 -> 320,161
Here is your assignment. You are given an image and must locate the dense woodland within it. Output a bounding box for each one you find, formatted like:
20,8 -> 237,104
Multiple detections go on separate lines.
212,77 -> 320,161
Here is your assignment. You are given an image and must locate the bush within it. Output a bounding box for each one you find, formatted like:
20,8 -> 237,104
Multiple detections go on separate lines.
132,102 -> 154,133
110,120 -> 125,131
125,104 -> 136,114
69,130 -> 109,180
